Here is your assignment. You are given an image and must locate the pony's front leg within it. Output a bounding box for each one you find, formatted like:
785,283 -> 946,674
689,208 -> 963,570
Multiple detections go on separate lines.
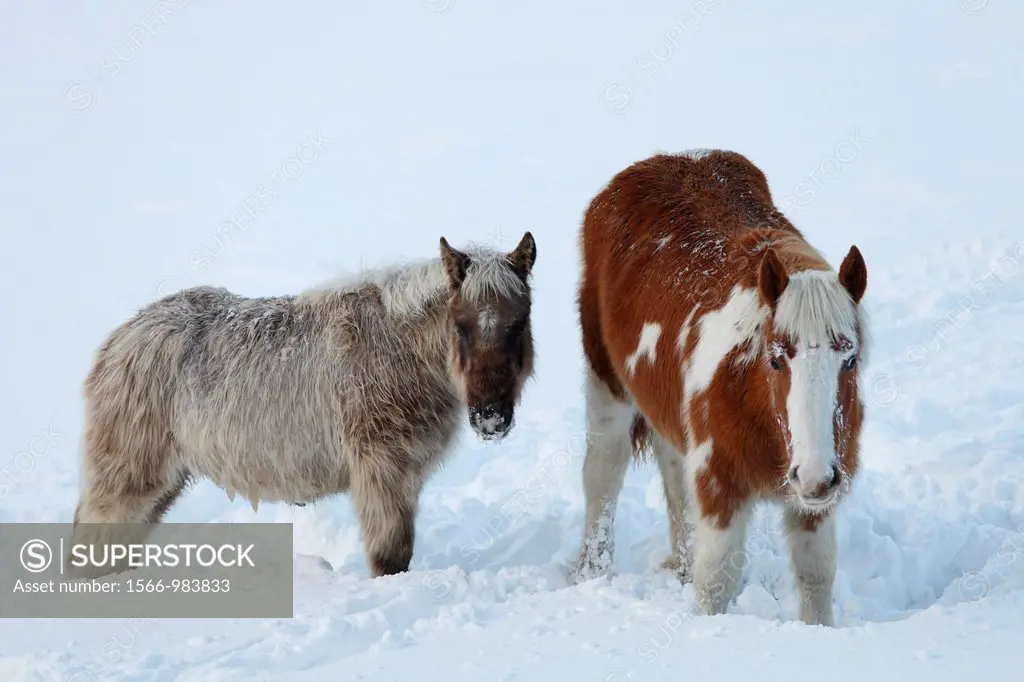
692,504 -> 752,616
351,455 -> 421,577
784,508 -> 836,626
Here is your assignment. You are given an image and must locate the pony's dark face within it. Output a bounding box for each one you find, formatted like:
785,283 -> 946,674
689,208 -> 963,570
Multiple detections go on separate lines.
440,233 -> 537,441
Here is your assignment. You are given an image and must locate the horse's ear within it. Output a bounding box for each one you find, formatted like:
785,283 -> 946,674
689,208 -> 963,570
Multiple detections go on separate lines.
440,237 -> 471,288
507,231 -> 536,279
839,245 -> 867,304
758,248 -> 789,309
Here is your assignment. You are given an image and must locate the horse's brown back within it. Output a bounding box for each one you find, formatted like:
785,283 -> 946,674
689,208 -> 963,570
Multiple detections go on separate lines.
578,150 -> 828,460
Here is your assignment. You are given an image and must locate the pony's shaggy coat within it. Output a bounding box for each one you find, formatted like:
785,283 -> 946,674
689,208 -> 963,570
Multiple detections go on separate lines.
572,150 -> 868,625
69,234 -> 537,579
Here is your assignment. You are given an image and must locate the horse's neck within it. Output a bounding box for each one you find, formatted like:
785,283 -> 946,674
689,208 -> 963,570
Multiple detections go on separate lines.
417,298 -> 453,353
389,293 -> 453,382
367,258 -> 449,316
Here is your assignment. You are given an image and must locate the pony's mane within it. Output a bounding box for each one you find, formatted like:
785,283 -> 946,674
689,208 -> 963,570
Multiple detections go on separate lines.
774,270 -> 865,355
300,243 -> 526,318
680,147 -> 715,159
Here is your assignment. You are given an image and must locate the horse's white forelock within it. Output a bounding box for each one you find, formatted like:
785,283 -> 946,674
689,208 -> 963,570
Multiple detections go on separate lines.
774,270 -> 863,355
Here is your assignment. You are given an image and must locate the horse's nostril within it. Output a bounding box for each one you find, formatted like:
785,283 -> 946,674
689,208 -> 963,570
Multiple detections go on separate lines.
788,466 -> 800,482
481,405 -> 497,419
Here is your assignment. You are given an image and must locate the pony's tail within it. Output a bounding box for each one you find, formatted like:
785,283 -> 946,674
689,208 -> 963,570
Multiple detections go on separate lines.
629,413 -> 653,462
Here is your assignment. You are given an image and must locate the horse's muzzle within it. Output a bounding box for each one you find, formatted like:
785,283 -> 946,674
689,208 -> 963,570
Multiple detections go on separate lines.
789,463 -> 843,509
469,403 -> 515,441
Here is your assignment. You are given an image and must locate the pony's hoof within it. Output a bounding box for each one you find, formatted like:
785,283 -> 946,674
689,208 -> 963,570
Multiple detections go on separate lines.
570,559 -> 612,585
659,554 -> 693,584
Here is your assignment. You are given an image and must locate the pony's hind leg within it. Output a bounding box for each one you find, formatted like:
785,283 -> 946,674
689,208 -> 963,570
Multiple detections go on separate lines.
572,368 -> 635,583
67,421 -> 189,578
351,452 -> 420,577
652,434 -> 693,581
783,507 -> 837,626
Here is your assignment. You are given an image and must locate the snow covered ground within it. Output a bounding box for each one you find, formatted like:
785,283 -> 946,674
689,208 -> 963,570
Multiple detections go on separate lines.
2,0 -> 1023,679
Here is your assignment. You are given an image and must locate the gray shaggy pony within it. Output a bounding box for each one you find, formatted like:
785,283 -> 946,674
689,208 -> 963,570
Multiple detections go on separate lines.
68,233 -> 537,578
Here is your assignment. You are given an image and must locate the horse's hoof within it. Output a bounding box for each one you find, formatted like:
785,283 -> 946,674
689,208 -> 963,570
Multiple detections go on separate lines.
570,559 -> 611,585
659,554 -> 694,584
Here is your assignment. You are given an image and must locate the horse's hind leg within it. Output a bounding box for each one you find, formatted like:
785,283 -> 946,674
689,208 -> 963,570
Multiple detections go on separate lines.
572,368 -> 634,583
67,417 -> 190,578
351,451 -> 419,577
652,434 -> 693,582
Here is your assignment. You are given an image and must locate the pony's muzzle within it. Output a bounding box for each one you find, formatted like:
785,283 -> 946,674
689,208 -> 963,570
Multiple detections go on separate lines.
469,403 -> 514,441
788,463 -> 842,506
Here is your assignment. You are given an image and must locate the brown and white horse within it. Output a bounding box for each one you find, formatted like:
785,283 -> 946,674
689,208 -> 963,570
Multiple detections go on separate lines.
571,149 -> 868,625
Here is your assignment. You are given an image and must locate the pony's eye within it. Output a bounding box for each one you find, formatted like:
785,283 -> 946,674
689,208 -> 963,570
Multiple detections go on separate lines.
770,356 -> 783,371
843,356 -> 858,371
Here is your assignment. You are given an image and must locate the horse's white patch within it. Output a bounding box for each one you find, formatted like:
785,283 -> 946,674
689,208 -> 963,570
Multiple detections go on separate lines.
655,236 -> 672,251
676,307 -> 700,448
685,439 -> 713,497
684,286 -> 767,400
479,308 -> 498,336
625,322 -> 662,376
676,307 -> 699,356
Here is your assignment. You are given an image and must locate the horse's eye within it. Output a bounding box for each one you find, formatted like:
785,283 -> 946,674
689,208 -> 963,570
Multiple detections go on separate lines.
843,356 -> 857,371
770,356 -> 783,371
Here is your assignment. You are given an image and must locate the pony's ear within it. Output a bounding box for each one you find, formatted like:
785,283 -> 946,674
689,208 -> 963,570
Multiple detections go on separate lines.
440,237 -> 471,288
506,231 -> 536,280
758,248 -> 789,309
839,245 -> 867,304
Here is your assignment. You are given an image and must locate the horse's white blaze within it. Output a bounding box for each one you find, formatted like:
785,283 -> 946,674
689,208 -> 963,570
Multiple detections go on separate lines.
625,322 -> 662,376
686,286 -> 766,398
786,346 -> 842,494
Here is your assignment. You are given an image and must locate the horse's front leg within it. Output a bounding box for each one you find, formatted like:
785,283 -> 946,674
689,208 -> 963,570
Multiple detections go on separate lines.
351,451 -> 422,577
651,433 -> 693,582
692,503 -> 752,616
572,370 -> 635,583
783,507 -> 836,626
